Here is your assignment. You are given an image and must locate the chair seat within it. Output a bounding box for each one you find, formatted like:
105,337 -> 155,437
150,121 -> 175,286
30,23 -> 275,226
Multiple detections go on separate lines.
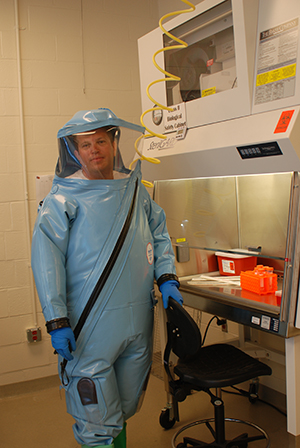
174,343 -> 272,389
162,300 -> 272,445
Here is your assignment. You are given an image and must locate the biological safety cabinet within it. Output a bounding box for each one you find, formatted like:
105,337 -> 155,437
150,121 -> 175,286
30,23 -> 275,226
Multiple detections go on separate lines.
153,171 -> 300,339
153,169 -> 300,435
138,0 -> 300,179
138,0 -> 300,436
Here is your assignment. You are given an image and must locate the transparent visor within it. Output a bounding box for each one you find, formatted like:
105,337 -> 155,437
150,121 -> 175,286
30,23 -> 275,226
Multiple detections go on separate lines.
55,126 -> 144,180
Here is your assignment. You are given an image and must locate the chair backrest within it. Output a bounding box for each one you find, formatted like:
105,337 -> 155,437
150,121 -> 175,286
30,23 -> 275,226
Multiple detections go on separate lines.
166,298 -> 202,361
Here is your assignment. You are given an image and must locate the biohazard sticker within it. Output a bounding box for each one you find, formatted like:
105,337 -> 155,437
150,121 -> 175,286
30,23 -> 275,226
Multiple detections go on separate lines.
146,243 -> 154,265
274,110 -> 295,133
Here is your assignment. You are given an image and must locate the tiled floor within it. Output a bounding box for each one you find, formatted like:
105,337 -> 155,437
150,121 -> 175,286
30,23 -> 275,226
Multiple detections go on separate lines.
0,371 -> 299,448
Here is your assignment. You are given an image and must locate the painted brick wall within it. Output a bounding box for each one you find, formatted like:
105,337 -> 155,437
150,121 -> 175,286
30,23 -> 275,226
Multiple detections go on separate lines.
0,0 -> 159,386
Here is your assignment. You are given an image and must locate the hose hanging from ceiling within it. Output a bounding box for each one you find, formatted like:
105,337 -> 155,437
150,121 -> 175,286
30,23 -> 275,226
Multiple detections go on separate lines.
131,0 -> 196,187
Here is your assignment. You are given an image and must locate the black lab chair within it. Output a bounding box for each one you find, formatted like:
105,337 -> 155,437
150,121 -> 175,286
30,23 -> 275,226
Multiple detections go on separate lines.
163,298 -> 272,448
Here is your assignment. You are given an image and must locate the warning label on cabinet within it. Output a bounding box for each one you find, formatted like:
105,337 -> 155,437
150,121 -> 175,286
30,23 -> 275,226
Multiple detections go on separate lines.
255,18 -> 298,105
222,259 -> 235,274
274,109 -> 295,133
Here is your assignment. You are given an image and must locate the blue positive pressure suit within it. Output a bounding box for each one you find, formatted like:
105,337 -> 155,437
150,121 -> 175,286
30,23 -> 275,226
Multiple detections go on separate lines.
31,109 -> 183,448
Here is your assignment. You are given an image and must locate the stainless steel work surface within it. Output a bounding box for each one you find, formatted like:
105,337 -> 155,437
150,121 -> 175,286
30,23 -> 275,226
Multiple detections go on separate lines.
179,275 -> 289,336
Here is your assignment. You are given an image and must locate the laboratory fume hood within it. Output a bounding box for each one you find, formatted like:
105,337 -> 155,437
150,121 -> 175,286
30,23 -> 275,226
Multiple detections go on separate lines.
154,171 -> 300,339
138,0 -> 300,336
138,0 -> 300,436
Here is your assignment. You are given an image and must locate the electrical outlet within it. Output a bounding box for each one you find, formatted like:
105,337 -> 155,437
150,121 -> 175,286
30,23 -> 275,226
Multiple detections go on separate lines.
221,320 -> 228,332
27,327 -> 42,343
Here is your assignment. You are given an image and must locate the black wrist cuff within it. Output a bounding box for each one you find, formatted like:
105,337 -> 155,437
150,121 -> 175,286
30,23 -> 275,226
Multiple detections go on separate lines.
46,317 -> 70,333
157,273 -> 179,288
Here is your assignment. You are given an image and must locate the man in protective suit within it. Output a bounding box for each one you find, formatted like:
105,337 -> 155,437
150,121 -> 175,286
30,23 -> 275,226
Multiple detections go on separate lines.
31,108 -> 183,448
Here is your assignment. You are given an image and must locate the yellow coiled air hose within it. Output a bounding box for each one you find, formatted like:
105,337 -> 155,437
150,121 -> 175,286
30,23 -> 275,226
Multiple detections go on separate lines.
130,0 -> 195,187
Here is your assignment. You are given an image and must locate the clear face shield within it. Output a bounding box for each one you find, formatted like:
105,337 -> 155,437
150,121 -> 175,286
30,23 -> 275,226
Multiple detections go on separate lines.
55,108 -> 145,180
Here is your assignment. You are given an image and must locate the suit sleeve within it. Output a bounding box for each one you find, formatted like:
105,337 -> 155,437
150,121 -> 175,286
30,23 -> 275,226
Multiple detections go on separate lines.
31,192 -> 78,322
141,185 -> 176,280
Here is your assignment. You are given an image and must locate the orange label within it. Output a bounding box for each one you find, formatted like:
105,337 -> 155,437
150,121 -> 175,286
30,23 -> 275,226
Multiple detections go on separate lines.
274,110 -> 295,133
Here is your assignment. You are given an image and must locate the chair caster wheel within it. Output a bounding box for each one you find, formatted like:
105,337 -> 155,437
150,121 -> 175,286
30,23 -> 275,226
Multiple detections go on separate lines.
249,382 -> 258,403
159,408 -> 176,429
249,393 -> 258,403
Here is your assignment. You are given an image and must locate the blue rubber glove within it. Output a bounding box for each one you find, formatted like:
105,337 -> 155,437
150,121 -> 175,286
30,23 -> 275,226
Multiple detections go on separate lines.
159,280 -> 184,309
49,327 -> 76,361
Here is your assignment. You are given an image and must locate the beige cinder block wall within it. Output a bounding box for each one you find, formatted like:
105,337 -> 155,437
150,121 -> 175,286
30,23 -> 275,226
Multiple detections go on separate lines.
0,0 -> 162,387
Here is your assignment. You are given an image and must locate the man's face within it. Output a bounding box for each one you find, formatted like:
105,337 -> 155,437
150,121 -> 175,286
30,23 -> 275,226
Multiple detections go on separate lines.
74,128 -> 116,180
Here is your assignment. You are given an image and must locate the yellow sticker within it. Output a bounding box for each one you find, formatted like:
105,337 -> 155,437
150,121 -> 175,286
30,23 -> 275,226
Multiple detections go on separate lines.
176,238 -> 186,243
256,63 -> 296,86
202,86 -> 216,97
